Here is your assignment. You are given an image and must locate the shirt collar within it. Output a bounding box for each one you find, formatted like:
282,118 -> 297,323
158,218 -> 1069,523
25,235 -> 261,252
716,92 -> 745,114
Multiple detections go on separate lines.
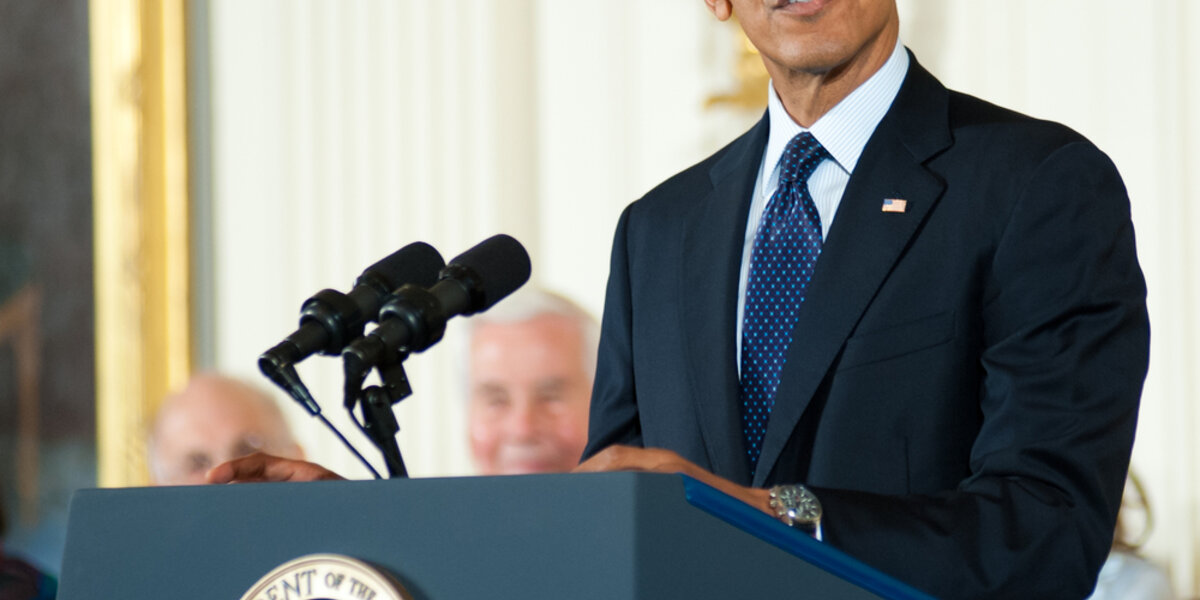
761,39 -> 910,189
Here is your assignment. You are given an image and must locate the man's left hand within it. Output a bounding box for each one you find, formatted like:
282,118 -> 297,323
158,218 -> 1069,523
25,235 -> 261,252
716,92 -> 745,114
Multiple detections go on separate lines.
206,452 -> 345,484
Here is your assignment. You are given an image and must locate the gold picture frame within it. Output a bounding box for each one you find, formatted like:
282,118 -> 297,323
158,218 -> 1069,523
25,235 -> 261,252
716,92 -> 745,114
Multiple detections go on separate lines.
90,0 -> 192,488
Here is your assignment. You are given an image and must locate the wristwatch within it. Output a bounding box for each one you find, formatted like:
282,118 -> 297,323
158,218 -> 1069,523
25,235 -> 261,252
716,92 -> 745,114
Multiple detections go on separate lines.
768,484 -> 822,537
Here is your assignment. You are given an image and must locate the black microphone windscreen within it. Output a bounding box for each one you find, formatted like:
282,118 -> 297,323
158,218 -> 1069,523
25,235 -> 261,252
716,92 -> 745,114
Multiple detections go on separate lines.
447,234 -> 531,311
357,241 -> 445,291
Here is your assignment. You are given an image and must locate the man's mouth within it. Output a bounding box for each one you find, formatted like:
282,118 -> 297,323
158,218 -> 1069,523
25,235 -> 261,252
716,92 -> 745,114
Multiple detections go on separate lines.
773,0 -> 826,15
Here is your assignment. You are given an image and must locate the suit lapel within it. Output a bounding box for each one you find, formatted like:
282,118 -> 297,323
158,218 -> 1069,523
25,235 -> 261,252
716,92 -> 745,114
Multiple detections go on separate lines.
679,116 -> 769,486
753,58 -> 954,486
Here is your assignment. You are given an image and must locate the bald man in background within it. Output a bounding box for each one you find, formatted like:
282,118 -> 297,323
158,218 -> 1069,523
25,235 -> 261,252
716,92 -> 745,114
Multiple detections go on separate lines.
149,373 -> 304,486
465,288 -> 598,475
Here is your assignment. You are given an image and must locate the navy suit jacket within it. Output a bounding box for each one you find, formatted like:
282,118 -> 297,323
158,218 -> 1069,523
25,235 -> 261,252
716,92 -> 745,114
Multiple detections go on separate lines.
583,55 -> 1149,599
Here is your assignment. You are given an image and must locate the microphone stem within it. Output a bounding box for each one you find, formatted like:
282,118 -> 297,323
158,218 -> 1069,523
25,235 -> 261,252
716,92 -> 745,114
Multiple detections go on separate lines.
360,386 -> 409,478
316,412 -> 382,480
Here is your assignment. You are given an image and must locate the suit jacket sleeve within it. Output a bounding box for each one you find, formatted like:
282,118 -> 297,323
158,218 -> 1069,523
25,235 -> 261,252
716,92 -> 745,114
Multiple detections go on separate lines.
814,140 -> 1148,599
584,203 -> 645,456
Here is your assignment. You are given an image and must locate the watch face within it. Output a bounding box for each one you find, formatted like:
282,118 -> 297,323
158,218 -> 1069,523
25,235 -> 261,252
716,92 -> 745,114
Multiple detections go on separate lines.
771,485 -> 822,527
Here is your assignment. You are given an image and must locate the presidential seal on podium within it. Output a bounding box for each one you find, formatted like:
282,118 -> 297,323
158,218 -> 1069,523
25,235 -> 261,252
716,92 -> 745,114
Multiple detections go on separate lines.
240,554 -> 411,600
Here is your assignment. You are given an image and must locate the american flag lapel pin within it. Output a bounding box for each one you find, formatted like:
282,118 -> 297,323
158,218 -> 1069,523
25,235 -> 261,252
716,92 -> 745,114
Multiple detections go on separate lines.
882,198 -> 908,213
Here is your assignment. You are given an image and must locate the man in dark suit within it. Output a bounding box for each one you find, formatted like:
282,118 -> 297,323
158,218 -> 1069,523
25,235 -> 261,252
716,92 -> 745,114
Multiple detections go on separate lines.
574,0 -> 1149,598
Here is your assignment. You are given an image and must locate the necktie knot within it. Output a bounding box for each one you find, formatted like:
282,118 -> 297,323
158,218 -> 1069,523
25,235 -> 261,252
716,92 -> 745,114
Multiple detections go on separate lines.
778,132 -> 828,186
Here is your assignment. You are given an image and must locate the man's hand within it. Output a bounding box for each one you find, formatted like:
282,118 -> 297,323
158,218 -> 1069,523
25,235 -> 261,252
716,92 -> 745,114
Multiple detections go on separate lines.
206,452 -> 345,484
574,445 -> 771,515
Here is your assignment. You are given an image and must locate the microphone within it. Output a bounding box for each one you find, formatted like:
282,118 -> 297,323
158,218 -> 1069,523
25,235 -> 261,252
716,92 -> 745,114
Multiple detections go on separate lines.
342,234 -> 531,391
259,241 -> 445,412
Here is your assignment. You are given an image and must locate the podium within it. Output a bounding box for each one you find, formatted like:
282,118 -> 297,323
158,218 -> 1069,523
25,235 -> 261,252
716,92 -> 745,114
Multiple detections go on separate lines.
57,472 -> 933,599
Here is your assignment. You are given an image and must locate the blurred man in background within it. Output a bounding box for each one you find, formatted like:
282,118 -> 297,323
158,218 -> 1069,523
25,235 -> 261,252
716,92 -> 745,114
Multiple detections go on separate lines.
149,373 -> 304,486
465,288 -> 598,475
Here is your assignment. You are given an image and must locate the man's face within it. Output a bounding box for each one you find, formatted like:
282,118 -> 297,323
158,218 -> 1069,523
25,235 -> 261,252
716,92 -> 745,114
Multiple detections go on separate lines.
468,315 -> 592,475
728,0 -> 899,81
151,379 -> 300,485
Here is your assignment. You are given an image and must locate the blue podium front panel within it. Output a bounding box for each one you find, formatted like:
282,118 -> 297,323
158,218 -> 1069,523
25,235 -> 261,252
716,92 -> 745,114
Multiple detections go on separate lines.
58,472 -> 929,599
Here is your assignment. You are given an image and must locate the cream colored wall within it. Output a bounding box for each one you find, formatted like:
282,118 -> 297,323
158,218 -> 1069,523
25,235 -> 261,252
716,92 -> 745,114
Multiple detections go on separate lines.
204,0 -> 1199,594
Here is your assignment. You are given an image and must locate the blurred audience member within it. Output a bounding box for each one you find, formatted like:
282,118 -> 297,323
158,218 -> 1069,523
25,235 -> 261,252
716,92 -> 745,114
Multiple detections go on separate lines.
466,289 -> 598,475
0,486 -> 56,600
1088,471 -> 1175,600
149,373 -> 304,486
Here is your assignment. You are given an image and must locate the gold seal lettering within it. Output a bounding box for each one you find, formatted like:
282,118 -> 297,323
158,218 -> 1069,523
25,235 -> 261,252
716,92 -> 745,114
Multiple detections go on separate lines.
281,568 -> 317,598
349,577 -> 377,600
325,570 -> 346,590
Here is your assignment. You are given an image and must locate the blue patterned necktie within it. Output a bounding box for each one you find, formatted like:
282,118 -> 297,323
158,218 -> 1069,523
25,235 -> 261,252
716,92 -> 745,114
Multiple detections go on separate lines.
740,132 -> 829,475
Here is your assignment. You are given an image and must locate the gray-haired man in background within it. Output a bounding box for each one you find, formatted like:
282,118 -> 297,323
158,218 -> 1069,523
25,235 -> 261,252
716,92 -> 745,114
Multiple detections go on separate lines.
464,288 -> 598,475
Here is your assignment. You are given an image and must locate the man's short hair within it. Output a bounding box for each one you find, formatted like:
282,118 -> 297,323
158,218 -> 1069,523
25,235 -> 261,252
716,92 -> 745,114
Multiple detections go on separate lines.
465,288 -> 600,380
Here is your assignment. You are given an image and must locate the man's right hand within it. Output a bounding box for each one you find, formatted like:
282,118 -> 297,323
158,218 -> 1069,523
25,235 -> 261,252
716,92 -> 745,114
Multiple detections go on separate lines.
206,452 -> 345,484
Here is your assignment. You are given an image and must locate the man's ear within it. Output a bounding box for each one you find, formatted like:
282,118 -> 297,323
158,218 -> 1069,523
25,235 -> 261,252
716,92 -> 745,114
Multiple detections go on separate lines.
705,0 -> 733,21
